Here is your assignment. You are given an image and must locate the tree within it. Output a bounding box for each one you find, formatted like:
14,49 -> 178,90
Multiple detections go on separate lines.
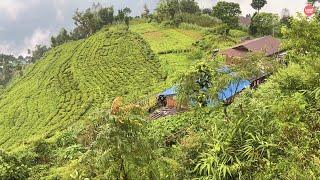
31,45 -> 49,63
98,6 -> 114,25
249,12 -> 279,36
156,0 -> 180,20
87,98 -> 167,179
202,8 -> 212,15
178,63 -> 213,107
123,7 -> 132,16
51,28 -> 71,47
280,8 -> 292,28
251,0 -> 267,13
125,16 -> 130,28
116,9 -> 125,22
180,0 -> 200,14
281,15 -> 320,59
72,9 -> 102,39
212,1 -> 242,29
142,4 -> 150,17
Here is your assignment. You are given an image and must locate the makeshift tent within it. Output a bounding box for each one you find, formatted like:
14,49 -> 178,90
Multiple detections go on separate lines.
218,80 -> 251,101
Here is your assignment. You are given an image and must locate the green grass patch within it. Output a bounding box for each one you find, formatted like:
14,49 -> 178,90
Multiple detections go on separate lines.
131,23 -> 202,53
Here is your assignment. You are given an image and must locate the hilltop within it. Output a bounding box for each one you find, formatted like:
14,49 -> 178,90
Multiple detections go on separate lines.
0,28 -> 162,150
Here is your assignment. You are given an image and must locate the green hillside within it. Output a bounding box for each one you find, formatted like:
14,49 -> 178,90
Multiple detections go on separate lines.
0,28 -> 162,150
131,23 -> 202,53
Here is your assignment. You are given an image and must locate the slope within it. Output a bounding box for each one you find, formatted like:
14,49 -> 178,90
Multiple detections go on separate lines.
0,28 -> 162,150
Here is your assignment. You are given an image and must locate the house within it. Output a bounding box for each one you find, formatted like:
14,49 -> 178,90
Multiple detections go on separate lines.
149,86 -> 180,120
157,86 -> 178,109
221,36 -> 282,65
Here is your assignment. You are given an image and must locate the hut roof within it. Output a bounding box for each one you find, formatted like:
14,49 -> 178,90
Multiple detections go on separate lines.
159,86 -> 177,97
221,36 -> 281,58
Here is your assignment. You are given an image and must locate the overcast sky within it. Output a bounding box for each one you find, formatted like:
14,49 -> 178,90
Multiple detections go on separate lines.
0,0 -> 307,56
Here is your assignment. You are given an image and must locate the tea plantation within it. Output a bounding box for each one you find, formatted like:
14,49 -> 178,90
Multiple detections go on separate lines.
0,28 -> 162,150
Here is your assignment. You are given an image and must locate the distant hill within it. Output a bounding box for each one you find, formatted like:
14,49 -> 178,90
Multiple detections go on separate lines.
0,28 -> 162,150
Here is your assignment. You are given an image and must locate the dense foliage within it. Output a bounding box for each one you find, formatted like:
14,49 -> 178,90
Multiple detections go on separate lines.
1,1 -> 320,179
250,12 -> 280,36
51,4 -> 132,47
0,150 -> 29,179
251,0 -> 267,12
212,1 -> 242,29
0,54 -> 29,86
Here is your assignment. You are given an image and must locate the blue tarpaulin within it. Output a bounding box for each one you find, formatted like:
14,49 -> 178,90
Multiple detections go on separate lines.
159,86 -> 178,97
218,80 -> 251,101
159,79 -> 250,102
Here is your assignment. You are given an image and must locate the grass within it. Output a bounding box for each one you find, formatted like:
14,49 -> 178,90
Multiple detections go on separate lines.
131,23 -> 202,53
159,53 -> 198,86
0,28 -> 162,150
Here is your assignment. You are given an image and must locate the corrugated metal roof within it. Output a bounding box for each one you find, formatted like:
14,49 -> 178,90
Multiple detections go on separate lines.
221,36 -> 281,58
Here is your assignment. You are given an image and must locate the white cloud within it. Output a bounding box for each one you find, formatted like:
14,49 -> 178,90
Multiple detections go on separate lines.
0,28 -> 51,56
0,0 -> 41,21
0,0 -> 27,21
53,0 -> 67,22
0,41 -> 15,55
22,28 -> 51,56
197,0 -> 217,8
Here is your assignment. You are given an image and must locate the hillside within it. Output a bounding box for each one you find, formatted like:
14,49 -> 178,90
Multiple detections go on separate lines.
0,28 -> 162,150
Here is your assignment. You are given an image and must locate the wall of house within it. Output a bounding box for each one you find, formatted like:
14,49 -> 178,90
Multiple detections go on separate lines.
166,96 -> 176,108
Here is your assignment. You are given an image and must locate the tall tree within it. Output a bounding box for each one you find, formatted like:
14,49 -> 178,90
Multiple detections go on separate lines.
123,7 -> 132,16
72,9 -> 102,39
142,4 -> 150,17
249,12 -> 279,36
98,6 -> 114,25
202,8 -> 212,15
156,0 -> 180,20
280,8 -> 292,27
51,28 -> 71,47
212,1 -> 242,28
251,0 -> 267,13
31,45 -> 49,63
180,0 -> 200,14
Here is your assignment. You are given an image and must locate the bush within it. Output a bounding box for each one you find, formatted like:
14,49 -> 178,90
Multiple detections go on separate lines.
56,130 -> 78,148
188,49 -> 204,60
179,23 -> 203,31
33,140 -> 53,164
0,150 -> 30,179
176,13 -> 220,27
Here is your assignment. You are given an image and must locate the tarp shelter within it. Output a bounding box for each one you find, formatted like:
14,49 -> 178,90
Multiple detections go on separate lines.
218,80 -> 251,101
159,86 -> 178,97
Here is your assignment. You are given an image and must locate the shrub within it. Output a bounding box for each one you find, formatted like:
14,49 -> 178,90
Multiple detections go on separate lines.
0,150 -> 29,179
176,13 -> 220,27
188,49 -> 204,60
33,140 -> 53,164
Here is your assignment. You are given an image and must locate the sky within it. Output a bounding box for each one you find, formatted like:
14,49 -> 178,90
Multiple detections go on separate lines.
0,0 -> 308,56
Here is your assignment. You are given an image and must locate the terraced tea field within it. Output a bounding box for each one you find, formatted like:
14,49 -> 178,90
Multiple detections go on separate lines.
0,28 -> 162,150
131,23 -> 202,53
